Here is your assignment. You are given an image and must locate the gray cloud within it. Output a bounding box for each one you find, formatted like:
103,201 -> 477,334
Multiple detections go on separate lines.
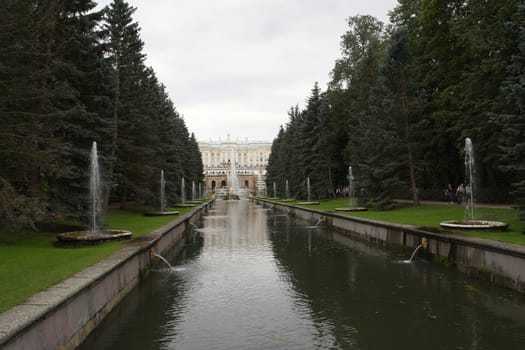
96,0 -> 397,141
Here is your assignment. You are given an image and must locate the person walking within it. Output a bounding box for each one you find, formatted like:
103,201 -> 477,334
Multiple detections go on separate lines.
456,183 -> 465,204
445,183 -> 454,204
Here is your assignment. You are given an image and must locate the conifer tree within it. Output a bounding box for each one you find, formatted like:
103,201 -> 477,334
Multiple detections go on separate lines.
286,105 -> 305,198
52,0 -> 114,219
1,0 -> 112,226
300,83 -> 323,198
0,0 -> 54,226
499,1 -> 525,218
266,127 -> 284,195
103,0 -> 153,207
381,28 -> 420,205
187,132 -> 204,193
0,0 -> 204,228
328,15 -> 388,206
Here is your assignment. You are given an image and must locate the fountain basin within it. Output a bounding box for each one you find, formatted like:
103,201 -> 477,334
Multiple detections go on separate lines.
297,201 -> 320,205
440,220 -> 508,231
335,207 -> 368,212
56,229 -> 132,245
144,211 -> 179,216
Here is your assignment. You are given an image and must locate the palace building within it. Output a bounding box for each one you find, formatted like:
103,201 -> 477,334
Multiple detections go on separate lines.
198,134 -> 272,195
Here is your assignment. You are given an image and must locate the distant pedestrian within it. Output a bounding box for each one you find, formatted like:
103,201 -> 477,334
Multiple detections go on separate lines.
465,184 -> 472,206
444,183 -> 454,204
456,183 -> 465,204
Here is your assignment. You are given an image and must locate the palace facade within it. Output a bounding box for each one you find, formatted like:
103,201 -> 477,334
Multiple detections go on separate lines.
198,134 -> 272,195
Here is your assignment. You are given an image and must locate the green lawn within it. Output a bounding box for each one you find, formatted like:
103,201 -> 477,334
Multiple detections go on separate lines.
270,197 -> 525,245
0,205 -> 195,313
1,199 -> 522,313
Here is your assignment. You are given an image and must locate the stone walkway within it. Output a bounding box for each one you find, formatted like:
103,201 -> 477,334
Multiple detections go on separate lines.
394,199 -> 515,210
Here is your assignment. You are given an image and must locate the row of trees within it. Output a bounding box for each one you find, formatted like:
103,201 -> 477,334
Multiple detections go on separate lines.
267,0 -> 524,210
0,0 -> 203,229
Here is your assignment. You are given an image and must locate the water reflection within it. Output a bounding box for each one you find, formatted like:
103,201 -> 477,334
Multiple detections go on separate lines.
80,200 -> 525,350
201,200 -> 269,251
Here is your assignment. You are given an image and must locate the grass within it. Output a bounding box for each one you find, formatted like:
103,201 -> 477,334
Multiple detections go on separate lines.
0,205 -> 195,313
268,197 -> 525,246
1,198 -> 522,312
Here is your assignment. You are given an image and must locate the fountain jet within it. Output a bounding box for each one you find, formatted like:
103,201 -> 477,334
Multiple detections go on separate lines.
89,141 -> 102,232
440,138 -> 507,231
57,142 -> 132,244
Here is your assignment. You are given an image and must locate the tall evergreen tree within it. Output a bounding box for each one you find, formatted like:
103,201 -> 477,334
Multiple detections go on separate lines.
381,28 -> 420,204
391,0 -> 520,201
52,0 -> 114,220
0,0 -> 113,226
285,105 -> 304,198
0,0 -> 203,229
328,15 -> 389,206
360,91 -> 402,209
266,126 -> 284,195
300,83 -> 324,198
309,92 -> 335,198
103,0 -> 153,207
267,1 -> 523,208
451,0 -> 520,201
1,1 -> 49,226
499,1 -> 525,217
187,132 -> 204,194
391,0 -> 463,195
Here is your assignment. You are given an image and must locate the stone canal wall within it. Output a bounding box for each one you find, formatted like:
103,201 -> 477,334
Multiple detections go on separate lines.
0,202 -> 212,350
259,199 -> 525,294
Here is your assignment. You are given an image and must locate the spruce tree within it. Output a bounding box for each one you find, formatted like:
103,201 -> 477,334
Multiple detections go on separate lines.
266,127 -> 284,195
103,0 -> 153,207
52,0 -> 114,220
0,0 -> 111,226
499,1 -> 525,218
328,15 -> 388,206
381,28 -> 420,205
300,83 -> 323,198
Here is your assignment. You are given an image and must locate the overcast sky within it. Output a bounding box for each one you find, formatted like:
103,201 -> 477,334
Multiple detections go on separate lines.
96,0 -> 398,142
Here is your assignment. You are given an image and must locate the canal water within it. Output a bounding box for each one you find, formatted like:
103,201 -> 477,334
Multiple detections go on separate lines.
79,200 -> 525,349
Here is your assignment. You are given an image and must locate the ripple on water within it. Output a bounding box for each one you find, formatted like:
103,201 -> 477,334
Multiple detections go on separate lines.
78,199 -> 525,350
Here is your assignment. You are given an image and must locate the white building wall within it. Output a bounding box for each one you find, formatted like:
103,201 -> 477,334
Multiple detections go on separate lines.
198,135 -> 272,194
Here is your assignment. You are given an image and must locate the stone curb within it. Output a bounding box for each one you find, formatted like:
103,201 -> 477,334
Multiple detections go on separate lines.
0,202 -> 212,350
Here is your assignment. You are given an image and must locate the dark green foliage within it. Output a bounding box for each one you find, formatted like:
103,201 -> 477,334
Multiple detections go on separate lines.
0,0 -> 203,229
268,4 -> 523,214
0,179 -> 43,230
300,83 -> 334,199
185,132 -> 205,199
498,2 -> 525,213
267,106 -> 303,199
330,15 -> 392,207
381,28 -> 420,205
267,86 -> 339,200
52,0 -> 114,220
103,0 -> 151,206
0,0 -> 106,224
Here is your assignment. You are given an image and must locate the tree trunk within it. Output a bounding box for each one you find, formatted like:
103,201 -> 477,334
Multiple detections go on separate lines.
327,158 -> 335,198
400,69 -> 419,205
34,1 -> 59,196
104,48 -> 121,210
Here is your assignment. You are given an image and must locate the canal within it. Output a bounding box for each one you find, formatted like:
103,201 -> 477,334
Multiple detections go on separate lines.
79,199 -> 525,349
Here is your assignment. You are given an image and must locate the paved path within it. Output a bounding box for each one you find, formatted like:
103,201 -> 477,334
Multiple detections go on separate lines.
394,199 -> 515,209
